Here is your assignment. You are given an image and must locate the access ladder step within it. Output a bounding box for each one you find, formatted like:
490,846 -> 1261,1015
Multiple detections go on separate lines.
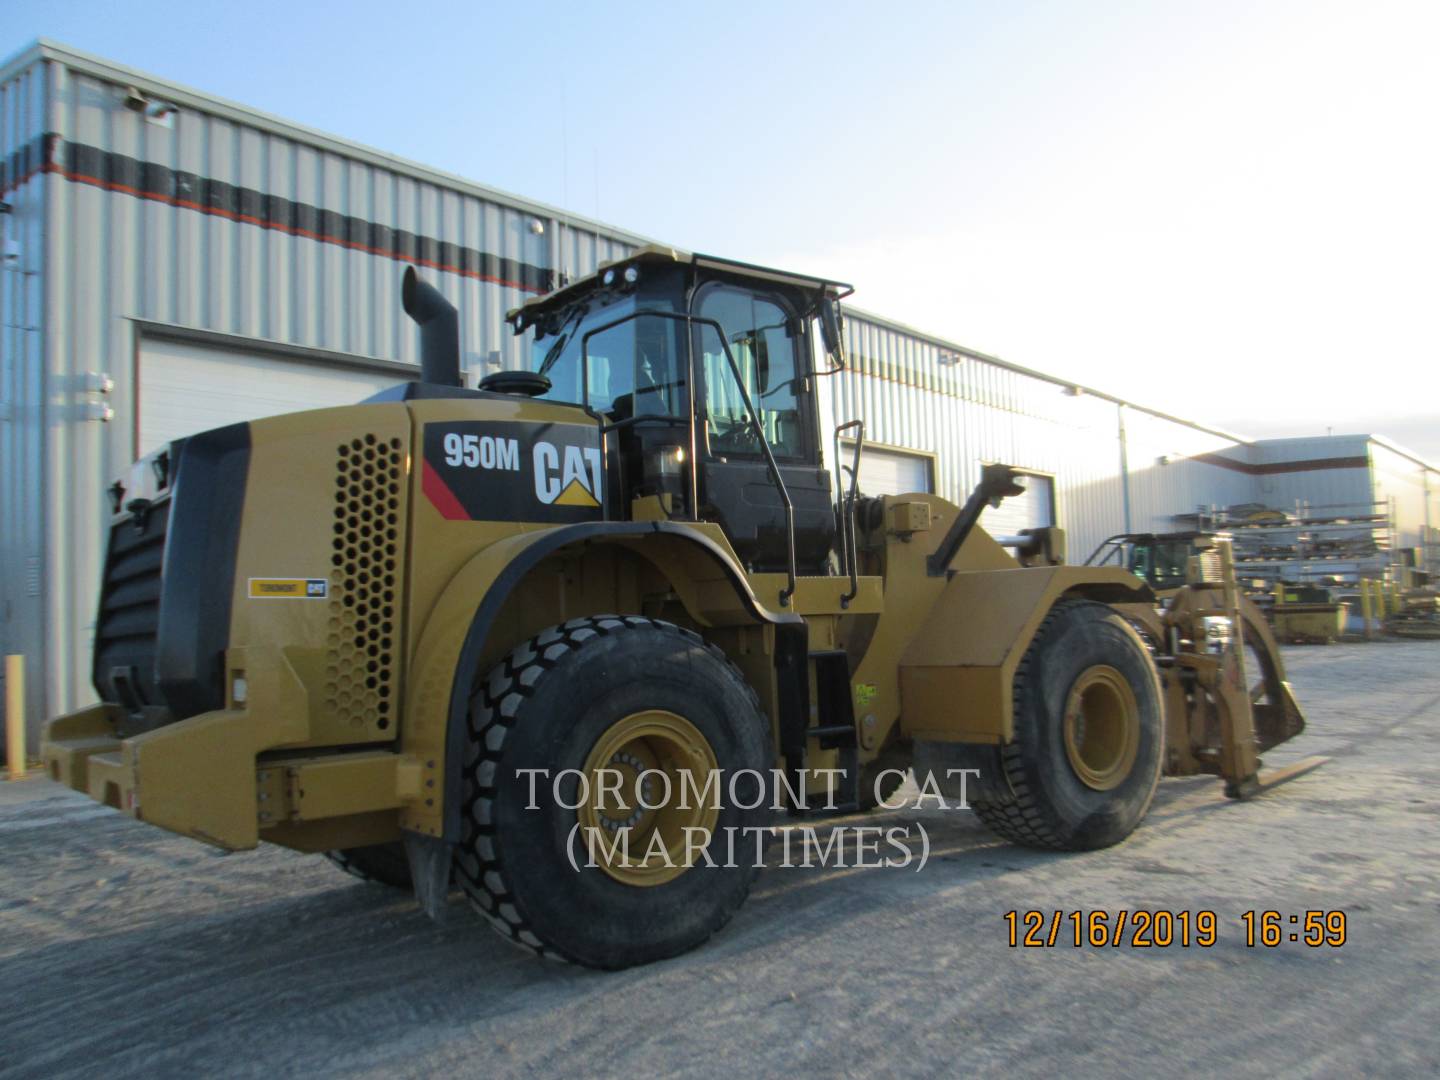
809,650 -> 858,749
807,723 -> 855,745
781,649 -> 860,815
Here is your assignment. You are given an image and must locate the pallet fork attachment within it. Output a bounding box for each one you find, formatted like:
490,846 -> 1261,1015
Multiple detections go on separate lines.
1205,540 -> 1328,799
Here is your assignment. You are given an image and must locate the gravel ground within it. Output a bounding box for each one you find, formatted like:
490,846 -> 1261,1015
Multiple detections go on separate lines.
2,641 -> 1438,1079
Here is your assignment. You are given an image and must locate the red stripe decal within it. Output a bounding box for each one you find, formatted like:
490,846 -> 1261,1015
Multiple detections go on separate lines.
1189,452 -> 1371,476
422,460 -> 470,520
38,162 -> 544,294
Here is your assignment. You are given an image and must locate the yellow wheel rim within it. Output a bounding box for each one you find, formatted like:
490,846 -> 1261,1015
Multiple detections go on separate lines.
1062,665 -> 1140,791
577,710 -> 720,887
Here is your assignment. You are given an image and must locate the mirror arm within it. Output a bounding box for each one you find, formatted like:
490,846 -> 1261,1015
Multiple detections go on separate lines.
811,288 -> 849,376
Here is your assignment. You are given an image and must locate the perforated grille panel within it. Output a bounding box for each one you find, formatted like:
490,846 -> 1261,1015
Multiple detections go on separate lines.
1194,547 -> 1224,586
327,434 -> 403,732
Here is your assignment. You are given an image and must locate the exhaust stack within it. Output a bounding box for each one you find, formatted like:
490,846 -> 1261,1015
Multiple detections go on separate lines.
401,267 -> 462,387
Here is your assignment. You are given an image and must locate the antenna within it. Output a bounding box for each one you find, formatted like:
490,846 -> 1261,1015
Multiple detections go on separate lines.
559,81 -> 570,285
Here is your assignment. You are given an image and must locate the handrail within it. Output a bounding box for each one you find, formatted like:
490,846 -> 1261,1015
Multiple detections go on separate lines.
833,420 -> 864,607
704,318 -> 798,607
1084,534 -> 1134,567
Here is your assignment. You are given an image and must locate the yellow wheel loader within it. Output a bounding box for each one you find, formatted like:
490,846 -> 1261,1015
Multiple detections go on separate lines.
1084,530 -> 1318,794
45,247 -> 1313,968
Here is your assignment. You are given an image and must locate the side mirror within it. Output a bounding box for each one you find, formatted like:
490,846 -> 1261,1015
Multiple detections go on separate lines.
818,297 -> 845,368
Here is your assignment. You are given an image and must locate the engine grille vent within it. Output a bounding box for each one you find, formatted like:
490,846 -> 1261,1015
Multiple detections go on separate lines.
1194,547 -> 1223,585
93,498 -> 171,713
327,434 -> 403,731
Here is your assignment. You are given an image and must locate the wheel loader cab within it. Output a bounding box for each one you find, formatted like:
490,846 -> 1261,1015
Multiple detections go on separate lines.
1126,538 -> 1191,592
518,249 -> 840,575
1085,530 -> 1225,594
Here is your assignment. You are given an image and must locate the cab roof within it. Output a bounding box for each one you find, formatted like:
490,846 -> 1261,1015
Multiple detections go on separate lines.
505,244 -> 854,333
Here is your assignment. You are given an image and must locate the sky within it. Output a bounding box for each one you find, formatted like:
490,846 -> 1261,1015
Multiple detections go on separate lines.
5,0 -> 1437,458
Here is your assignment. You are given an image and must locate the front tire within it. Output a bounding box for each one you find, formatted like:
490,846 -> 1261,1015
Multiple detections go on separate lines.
972,600 -> 1163,851
457,616 -> 772,969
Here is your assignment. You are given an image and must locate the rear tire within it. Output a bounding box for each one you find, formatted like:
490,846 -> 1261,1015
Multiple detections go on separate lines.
324,843 -> 412,889
457,616 -> 772,969
972,600 -> 1163,851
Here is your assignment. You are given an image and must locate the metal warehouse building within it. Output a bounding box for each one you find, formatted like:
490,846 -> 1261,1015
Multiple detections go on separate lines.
2,40 -> 1437,747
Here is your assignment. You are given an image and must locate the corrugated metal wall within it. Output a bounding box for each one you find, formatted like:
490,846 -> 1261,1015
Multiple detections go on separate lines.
1370,441 -> 1436,555
1123,408 -> 1252,533
11,41 -> 1435,743
833,312 -> 1253,560
1250,435 -> 1374,517
17,48 -> 638,733
0,57 -> 49,738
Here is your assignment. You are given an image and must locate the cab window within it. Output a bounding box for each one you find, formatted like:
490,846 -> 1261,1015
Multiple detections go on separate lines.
695,287 -> 803,458
532,299 -> 685,418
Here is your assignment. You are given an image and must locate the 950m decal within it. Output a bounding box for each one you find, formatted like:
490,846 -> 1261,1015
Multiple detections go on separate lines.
248,577 -> 329,599
421,421 -> 604,523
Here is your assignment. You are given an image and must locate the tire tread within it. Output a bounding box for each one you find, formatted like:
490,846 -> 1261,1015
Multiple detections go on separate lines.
456,614 -> 763,965
971,599 -> 1159,851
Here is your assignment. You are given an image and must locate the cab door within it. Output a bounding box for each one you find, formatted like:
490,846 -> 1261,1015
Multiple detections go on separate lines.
691,283 -> 835,574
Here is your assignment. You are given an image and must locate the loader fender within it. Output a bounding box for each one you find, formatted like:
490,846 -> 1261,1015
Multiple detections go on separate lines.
898,565 -> 1153,744
401,521 -> 806,844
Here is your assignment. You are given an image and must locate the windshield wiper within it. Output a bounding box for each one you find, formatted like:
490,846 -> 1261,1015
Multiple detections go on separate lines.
537,305 -> 587,377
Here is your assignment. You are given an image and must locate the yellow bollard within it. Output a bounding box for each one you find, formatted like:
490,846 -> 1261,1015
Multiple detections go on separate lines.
5,654 -> 24,780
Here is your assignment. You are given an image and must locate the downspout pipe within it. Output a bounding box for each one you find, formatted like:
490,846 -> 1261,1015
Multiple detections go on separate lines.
1118,403 -> 1133,534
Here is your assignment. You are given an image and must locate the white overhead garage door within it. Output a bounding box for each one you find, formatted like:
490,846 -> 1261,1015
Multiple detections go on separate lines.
980,470 -> 1055,537
842,443 -> 934,497
138,337 -> 400,456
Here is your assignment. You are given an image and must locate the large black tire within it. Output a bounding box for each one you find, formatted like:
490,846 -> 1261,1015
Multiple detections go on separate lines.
324,843 -> 412,888
972,600 -> 1163,851
457,615 -> 772,969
